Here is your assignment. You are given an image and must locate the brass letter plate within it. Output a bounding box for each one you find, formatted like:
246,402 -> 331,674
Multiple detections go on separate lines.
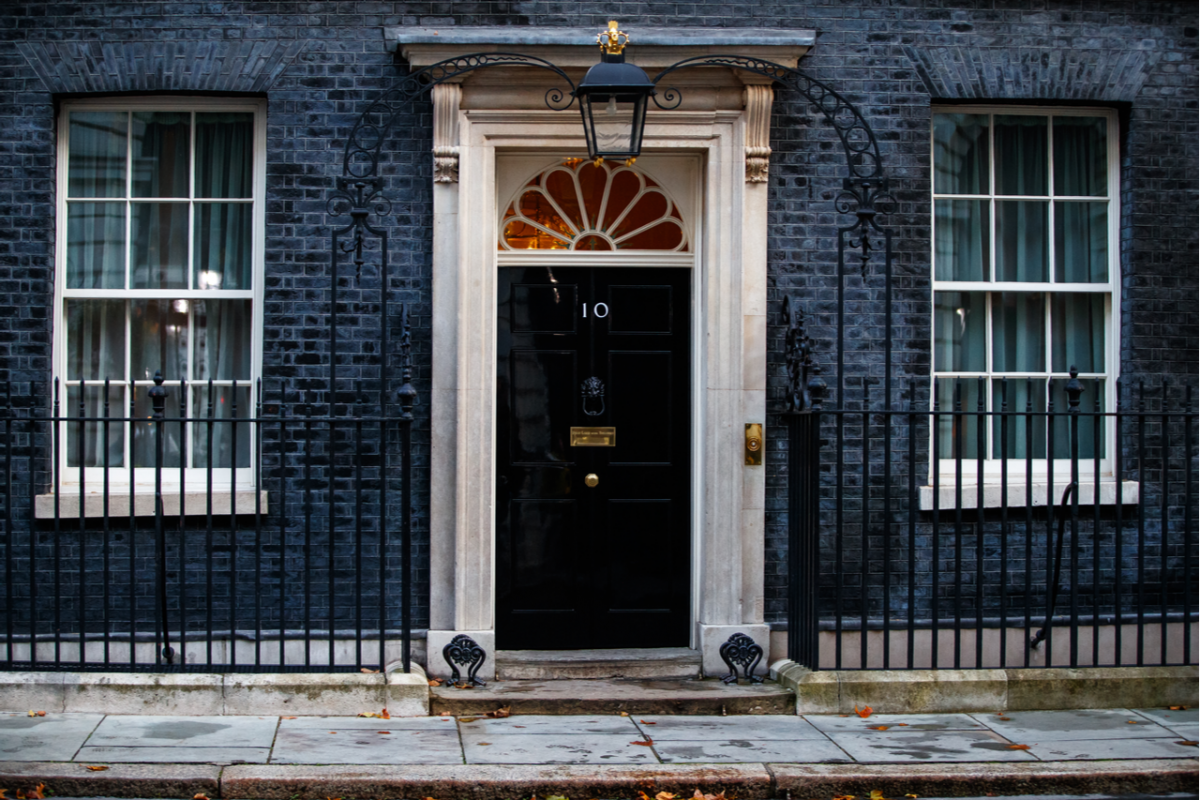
570,426 -> 616,447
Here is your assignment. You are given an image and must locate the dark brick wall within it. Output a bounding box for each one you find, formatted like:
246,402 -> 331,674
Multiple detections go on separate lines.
0,1 -> 1194,640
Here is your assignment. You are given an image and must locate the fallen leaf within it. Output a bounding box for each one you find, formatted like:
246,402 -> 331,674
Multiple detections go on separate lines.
640,720 -> 657,725
376,731 -> 391,735
906,795 -> 919,798
832,795 -> 856,800
357,712 -> 382,718
484,706 -> 511,719
854,704 -> 873,719
986,793 -> 996,797
85,765 -> 110,771
1127,720 -> 1138,724
1177,740 -> 1198,746
620,711 -> 630,716
546,796 -> 569,800
897,723 -> 909,726
869,725 -> 890,731
381,708 -> 391,720
513,725 -> 526,728
421,797 -> 439,800
14,791 -> 23,800
193,795 -> 210,800
329,731 -> 337,734
656,793 -> 678,800
360,668 -> 380,674
1007,744 -> 1031,750
28,785 -> 45,800
428,678 -> 444,687
327,797 -> 342,800
631,739 -> 655,746
282,716 -> 297,720
454,682 -> 474,690
997,716 -> 1011,721
870,791 -> 886,800
1169,705 -> 1189,711
459,717 -> 479,723
477,742 -> 492,746
0,790 -> 7,799
638,792 -> 654,800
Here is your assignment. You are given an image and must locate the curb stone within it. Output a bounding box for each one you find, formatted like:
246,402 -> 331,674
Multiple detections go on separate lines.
0,761 -> 220,799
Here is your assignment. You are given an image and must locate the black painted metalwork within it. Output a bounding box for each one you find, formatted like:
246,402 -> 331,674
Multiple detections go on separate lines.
442,633 -> 487,687
581,377 -> 606,417
719,632 -> 764,684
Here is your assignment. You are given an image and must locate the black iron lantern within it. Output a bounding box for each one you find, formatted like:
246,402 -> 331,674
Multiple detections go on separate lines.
575,21 -> 656,161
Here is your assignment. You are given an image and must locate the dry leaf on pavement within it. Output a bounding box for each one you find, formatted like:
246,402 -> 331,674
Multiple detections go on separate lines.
193,794 -> 209,800
854,704 -> 873,718
1007,744 -> 1031,750
640,720 -> 657,725
655,793 -> 677,800
85,765 -> 109,771
428,678 -> 444,686
631,739 -> 655,746
282,716 -> 297,720
360,668 -> 379,674
870,791 -> 886,800
484,706 -> 511,719
869,725 -> 890,731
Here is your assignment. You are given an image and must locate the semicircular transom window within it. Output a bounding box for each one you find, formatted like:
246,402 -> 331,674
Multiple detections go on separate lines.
500,159 -> 689,252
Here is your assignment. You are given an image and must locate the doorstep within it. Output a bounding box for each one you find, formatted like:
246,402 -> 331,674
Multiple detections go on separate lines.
430,677 -> 794,716
495,647 -> 702,680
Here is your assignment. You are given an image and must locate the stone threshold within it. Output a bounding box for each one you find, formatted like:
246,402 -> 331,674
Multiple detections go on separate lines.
1,759 -> 1195,800
770,661 -> 1200,714
0,667 -> 429,717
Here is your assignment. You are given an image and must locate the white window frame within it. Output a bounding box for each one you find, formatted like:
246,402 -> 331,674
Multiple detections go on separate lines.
50,97 -> 266,504
925,105 -> 1129,508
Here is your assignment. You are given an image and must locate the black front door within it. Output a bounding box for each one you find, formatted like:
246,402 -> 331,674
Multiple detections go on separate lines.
496,266 -> 691,650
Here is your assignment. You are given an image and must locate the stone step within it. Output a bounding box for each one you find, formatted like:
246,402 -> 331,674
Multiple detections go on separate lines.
495,647 -> 702,680
430,678 -> 795,716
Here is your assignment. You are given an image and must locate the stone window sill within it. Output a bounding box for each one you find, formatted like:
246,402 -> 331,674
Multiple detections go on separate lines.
35,490 -> 269,519
918,480 -> 1139,512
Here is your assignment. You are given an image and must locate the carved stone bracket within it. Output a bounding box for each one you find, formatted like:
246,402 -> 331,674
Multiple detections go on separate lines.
744,84 -> 774,183
432,82 -> 461,183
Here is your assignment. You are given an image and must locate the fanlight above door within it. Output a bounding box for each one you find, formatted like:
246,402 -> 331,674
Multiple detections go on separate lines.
500,159 -> 689,252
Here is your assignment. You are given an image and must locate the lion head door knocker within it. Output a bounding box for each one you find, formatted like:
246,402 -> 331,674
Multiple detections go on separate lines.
581,376 -> 605,417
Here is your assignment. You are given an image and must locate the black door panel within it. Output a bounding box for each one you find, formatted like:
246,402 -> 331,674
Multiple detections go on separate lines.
496,267 -> 691,650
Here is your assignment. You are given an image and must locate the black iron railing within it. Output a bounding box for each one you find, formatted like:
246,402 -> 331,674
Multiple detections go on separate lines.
785,369 -> 1199,671
0,366 -> 418,673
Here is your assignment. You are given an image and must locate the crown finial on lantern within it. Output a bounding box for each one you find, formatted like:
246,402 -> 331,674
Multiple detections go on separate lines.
598,20 -> 629,55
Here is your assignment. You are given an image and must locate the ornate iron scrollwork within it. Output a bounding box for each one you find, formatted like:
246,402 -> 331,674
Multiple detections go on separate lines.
442,634 -> 487,687
719,632 -> 764,685
782,296 -> 826,415
835,177 -> 896,273
581,376 -> 605,417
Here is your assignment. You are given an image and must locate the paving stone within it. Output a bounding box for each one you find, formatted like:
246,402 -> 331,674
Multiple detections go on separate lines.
825,730 -> 1039,763
635,715 -> 828,740
1025,737 -> 1200,761
0,712 -> 105,762
86,715 -> 278,748
279,715 -> 454,731
973,709 -> 1177,741
804,713 -> 987,734
1131,707 -> 1199,727
459,714 -> 639,736
75,745 -> 270,764
271,725 -> 462,765
461,732 -> 659,764
655,738 -> 852,764
1165,725 -> 1199,742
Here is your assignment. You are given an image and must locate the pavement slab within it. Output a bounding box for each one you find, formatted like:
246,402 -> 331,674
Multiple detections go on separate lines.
461,731 -> 658,764
635,714 -> 828,740
1131,706 -> 1199,727
0,713 -> 105,762
278,714 -> 455,730
271,723 -> 462,765
458,714 -> 638,735
805,712 -> 987,734
73,744 -> 271,764
84,714 -> 278,748
654,737 -> 852,764
974,708 -> 1177,741
1025,737 -> 1200,761
825,729 -> 1039,763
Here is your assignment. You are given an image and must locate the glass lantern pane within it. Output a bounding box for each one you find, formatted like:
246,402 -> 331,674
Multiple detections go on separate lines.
1054,201 -> 1108,283
934,199 -> 989,281
1053,116 -> 1107,197
587,95 -> 636,156
132,112 -> 190,198
934,291 -> 986,372
995,115 -> 1048,196
995,200 -> 1048,281
933,113 -> 989,195
992,292 -> 1045,372
68,111 -> 127,198
1051,293 -> 1105,373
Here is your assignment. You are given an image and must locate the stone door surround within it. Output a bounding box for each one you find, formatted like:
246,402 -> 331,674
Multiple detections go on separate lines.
391,28 -> 814,679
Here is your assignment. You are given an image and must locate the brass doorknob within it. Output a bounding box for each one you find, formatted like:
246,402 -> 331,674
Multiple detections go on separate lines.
584,473 -> 600,488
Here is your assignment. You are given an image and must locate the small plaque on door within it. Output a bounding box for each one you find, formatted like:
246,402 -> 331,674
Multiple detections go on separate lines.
570,426 -> 616,447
